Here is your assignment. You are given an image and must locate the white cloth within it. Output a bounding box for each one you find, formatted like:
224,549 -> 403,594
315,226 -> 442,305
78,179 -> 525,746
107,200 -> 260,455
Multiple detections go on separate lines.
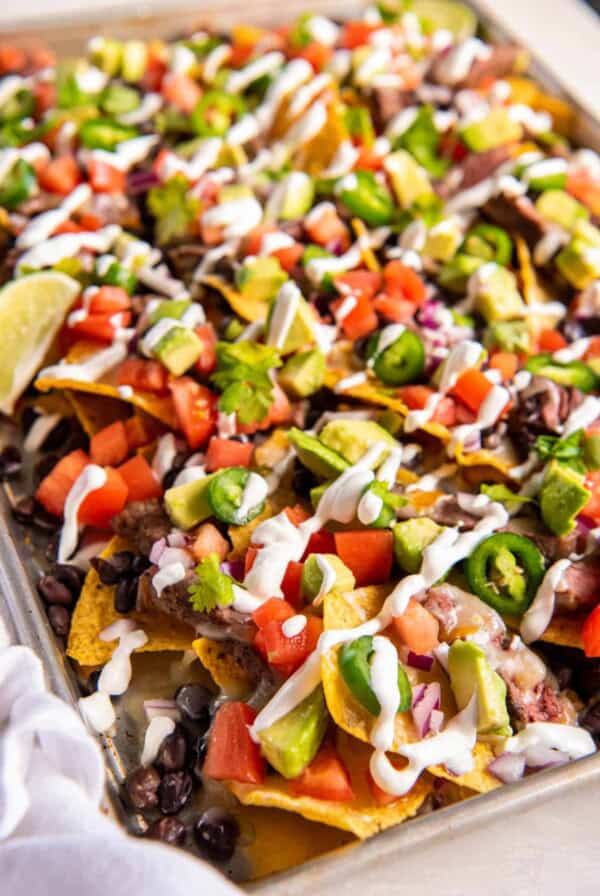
0,641 -> 239,896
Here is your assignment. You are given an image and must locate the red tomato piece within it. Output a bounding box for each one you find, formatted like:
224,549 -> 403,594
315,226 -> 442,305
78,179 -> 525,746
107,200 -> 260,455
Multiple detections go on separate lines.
0,45 -> 27,73
124,416 -> 156,450
290,745 -> 355,802
169,377 -> 218,450
194,323 -> 218,376
88,159 -> 126,194
38,155 -> 81,195
90,421 -> 129,467
293,41 -> 333,72
584,471 -> 600,525
304,204 -> 349,248
70,311 -> 132,343
261,616 -> 322,676
161,72 -> 202,112
35,449 -> 89,517
373,293 -> 419,323
190,522 -> 230,562
284,504 -> 312,526
89,286 -> 131,314
331,292 -> 378,340
392,598 -> 440,654
582,605 -> 600,658
340,21 -> 381,49
281,561 -> 304,609
450,368 -> 493,413
538,329 -> 567,353
117,358 -> 170,395
117,455 -> 163,503
203,702 -> 266,784
334,530 -> 393,587
78,467 -> 128,528
272,243 -> 304,273
383,261 -> 426,306
302,529 -> 336,560
252,598 -> 295,630
245,546 -> 259,575
33,81 -> 57,116
205,436 -> 253,472
333,270 -> 382,301
489,351 -> 519,382
243,225 -> 275,256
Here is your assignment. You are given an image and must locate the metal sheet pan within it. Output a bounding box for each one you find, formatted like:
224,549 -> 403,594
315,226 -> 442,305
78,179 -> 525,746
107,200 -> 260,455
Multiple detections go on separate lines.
1,1 -> 600,889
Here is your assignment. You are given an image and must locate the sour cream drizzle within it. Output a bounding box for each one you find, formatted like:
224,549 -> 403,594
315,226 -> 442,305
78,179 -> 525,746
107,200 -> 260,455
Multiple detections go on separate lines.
520,559 -> 571,644
58,465 -> 107,562
234,473 -> 268,524
404,340 -> 483,432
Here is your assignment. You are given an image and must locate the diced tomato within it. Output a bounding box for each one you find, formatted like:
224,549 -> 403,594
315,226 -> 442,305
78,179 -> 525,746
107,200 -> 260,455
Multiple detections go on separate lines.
333,270 -> 382,301
284,504 -> 312,526
70,311 -> 132,343
237,383 -> 293,434
260,615 -> 322,677
355,145 -> 384,171
334,530 -> 393,587
383,261 -> 426,306
118,454 -> 163,503
290,745 -> 355,802
243,224 -> 276,256
397,385 -> 433,410
89,286 -> 131,314
584,337 -> 600,361
373,292 -> 418,323
252,597 -> 295,629
170,377 -> 218,450
38,155 -> 81,195
538,329 -> 567,353
77,212 -> 103,231
392,598 -> 440,654
584,471 -> 600,525
305,204 -> 349,249
124,415 -> 156,450
203,702 -> 266,784
78,467 -> 128,528
205,436 -> 253,472
0,45 -> 27,73
302,529 -> 336,560
90,421 -> 129,467
29,48 -> 56,71
228,42 -> 255,68
35,449 -> 89,517
432,397 -> 458,427
87,159 -> 126,194
54,221 -> 86,235
33,80 -> 56,116
281,561 -> 304,609
340,21 -> 381,49
450,368 -> 493,414
582,604 -> 600,658
567,170 -> 600,217
161,72 -> 202,113
489,351 -> 519,381
142,51 -> 167,92
454,402 -> 476,424
190,522 -> 230,562
117,358 -> 169,395
272,242 -> 304,273
245,546 -> 259,575
194,323 -> 218,377
331,292 -> 378,340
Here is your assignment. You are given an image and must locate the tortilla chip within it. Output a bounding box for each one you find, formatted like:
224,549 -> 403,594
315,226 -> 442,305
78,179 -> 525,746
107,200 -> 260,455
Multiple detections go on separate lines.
66,390 -> 130,437
201,275 -> 266,322
193,637 -> 254,697
453,444 -> 513,476
228,489 -> 296,558
506,77 -> 574,136
429,742 -> 500,794
231,731 -> 432,839
352,219 -> 380,272
540,615 -> 585,650
67,536 -> 194,665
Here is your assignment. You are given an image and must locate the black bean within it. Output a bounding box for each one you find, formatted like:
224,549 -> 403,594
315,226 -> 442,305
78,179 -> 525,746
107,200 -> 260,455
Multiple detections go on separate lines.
0,445 -> 21,480
175,684 -> 213,727
50,563 -> 85,596
48,605 -> 70,637
91,552 -> 134,585
38,574 -> 73,607
187,733 -> 208,780
194,808 -> 239,863
146,816 -> 187,846
156,728 -> 188,773
158,771 -> 194,815
114,577 -> 137,614
12,497 -> 36,525
131,554 -> 150,576
126,765 -> 161,811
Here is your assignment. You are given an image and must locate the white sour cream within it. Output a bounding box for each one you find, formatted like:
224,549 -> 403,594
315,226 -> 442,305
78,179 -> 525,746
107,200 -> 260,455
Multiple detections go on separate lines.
58,465 -> 107,562
520,559 -> 571,644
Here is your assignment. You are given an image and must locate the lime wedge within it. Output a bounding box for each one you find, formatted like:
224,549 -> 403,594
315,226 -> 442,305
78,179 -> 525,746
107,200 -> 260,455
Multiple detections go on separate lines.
0,271 -> 80,415
413,0 -> 477,40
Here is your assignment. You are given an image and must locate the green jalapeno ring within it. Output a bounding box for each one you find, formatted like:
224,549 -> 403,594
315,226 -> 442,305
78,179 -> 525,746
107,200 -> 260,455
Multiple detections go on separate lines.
337,170 -> 394,227
338,635 -> 412,716
462,224 -> 513,267
367,329 -> 426,386
0,158 -> 36,211
464,533 -> 546,616
207,466 -> 266,526
525,353 -> 600,394
191,90 -> 246,138
79,118 -> 139,151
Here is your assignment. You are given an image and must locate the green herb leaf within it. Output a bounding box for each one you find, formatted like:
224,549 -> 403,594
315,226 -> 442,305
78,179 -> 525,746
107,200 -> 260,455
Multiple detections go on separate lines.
535,430 -> 586,473
480,483 -> 534,508
188,553 -> 234,613
212,340 -> 282,424
147,175 -> 200,245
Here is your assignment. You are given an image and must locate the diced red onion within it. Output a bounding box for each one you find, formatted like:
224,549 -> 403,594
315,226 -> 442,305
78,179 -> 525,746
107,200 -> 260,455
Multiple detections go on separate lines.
406,650 -> 434,671
127,169 -> 160,194
576,514 -> 595,534
429,708 -> 444,735
167,530 -> 187,548
411,681 -> 441,738
221,559 -> 245,581
488,752 -> 526,783
158,546 -> 194,569
143,698 -> 180,722
149,537 -> 166,565
524,746 -> 570,769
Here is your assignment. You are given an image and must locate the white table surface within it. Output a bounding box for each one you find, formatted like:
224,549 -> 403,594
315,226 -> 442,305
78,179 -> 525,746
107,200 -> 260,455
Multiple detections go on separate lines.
1,0 -> 599,893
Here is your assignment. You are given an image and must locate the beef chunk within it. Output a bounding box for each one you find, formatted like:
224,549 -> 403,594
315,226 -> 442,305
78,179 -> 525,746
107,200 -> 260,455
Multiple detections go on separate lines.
439,145 -> 512,197
555,557 -> 600,613
507,376 -> 580,457
462,45 -> 522,89
507,678 -> 568,725
483,192 -> 548,248
370,85 -> 413,128
112,499 -> 171,555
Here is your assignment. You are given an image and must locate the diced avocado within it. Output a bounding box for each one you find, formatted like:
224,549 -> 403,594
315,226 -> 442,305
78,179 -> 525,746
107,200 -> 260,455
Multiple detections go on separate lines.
301,553 -> 356,600
287,428 -> 350,479
279,349 -> 325,398
448,640 -> 511,736
153,326 -> 203,376
460,108 -> 523,153
164,473 -> 216,529
310,481 -> 329,509
319,419 -> 397,466
484,320 -> 531,353
438,253 -> 482,294
258,686 -> 328,779
535,189 -> 589,231
266,285 -> 316,354
423,219 -> 463,262
267,172 -> 314,221
219,183 -> 254,203
101,83 -> 140,117
393,518 -> 444,574
539,459 -> 591,536
471,263 -> 526,323
89,37 -> 123,77
384,150 -> 433,209
556,238 -> 600,290
149,298 -> 192,325
377,409 -> 404,437
121,40 -> 148,83
235,256 -> 288,307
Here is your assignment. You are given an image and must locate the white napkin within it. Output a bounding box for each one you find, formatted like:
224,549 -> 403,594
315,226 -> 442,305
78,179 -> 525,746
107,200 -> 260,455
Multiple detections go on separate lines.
0,640 -> 239,896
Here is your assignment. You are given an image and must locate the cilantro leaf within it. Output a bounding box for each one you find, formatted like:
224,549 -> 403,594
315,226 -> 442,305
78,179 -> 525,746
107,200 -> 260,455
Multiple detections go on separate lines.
212,340 -> 282,425
480,483 -> 535,508
535,430 -> 586,474
188,553 -> 234,613
147,175 -> 200,245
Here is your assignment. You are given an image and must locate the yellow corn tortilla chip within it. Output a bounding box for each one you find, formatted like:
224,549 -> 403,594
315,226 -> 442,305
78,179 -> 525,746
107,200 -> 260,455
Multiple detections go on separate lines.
228,488 -> 297,558
429,742 -> 500,794
352,218 -> 381,272
193,637 -> 253,697
453,444 -> 513,476
201,275 -> 266,323
540,615 -> 585,650
230,731 -> 432,839
506,77 -> 574,136
67,536 -> 194,665
66,390 -> 131,437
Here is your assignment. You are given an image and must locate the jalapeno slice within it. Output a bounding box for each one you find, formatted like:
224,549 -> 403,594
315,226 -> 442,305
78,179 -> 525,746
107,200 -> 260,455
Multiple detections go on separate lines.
465,533 -> 545,616
338,635 -> 412,716
191,90 -> 246,138
0,159 -> 36,210
207,467 -> 266,525
101,84 -> 141,117
95,259 -> 138,295
462,224 -> 513,267
368,328 -> 426,386
337,170 -> 394,227
79,118 -> 139,150
525,353 -> 600,393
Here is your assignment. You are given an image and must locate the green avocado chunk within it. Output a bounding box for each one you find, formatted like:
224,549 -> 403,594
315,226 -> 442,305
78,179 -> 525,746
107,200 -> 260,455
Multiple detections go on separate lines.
484,320 -> 531,353
279,349 -> 325,398
460,108 -> 522,152
383,149 -> 434,208
472,264 -> 526,322
153,326 -> 203,376
235,256 -> 288,307
393,518 -> 444,573
448,640 -> 511,736
535,189 -> 589,231
438,253 -> 483,293
539,459 -> 591,536
258,686 -> 328,779
301,553 -> 356,600
319,419 -> 397,466
266,286 -> 316,354
164,473 -> 217,530
287,428 -> 350,479
148,298 -> 192,325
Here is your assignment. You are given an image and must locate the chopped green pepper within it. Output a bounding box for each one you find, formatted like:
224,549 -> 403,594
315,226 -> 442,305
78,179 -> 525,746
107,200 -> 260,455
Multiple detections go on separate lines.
338,635 -> 412,716
0,88 -> 34,123
462,224 -> 513,267
79,118 -> 139,150
100,84 -> 141,117
0,159 -> 36,211
207,467 -> 266,525
525,353 -> 600,393
191,90 -> 246,137
367,328 -> 426,386
95,258 -> 138,295
337,170 -> 395,227
360,481 -> 407,528
465,533 -> 545,616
